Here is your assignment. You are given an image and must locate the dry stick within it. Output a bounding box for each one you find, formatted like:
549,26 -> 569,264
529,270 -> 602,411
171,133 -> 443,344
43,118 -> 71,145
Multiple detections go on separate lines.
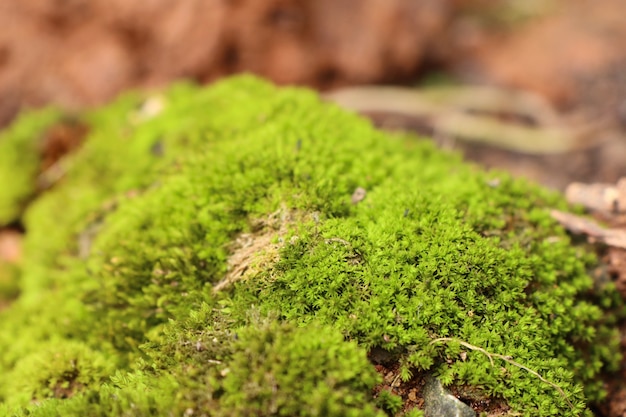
324,86 -> 612,154
429,337 -> 575,410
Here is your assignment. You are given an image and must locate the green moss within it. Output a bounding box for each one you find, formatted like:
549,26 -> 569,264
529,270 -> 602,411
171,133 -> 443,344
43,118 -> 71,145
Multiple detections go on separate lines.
8,313 -> 382,417
0,107 -> 62,226
0,260 -> 20,303
0,75 -> 620,416
376,390 -> 404,415
3,340 -> 114,409
216,320 -> 383,417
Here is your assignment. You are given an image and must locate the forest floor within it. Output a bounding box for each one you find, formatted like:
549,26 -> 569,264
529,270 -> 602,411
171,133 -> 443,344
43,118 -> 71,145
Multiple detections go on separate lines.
0,0 -> 625,414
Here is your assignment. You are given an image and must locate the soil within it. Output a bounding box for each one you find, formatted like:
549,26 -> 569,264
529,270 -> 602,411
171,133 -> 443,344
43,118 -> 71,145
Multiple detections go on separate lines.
370,351 -> 511,416
1,0 -> 626,415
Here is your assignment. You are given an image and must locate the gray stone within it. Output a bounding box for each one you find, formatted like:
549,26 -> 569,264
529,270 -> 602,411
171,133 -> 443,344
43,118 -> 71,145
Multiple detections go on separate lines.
423,375 -> 476,417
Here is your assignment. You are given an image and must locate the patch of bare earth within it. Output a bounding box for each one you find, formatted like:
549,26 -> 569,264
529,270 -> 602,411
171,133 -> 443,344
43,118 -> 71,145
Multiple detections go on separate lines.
214,208 -> 313,293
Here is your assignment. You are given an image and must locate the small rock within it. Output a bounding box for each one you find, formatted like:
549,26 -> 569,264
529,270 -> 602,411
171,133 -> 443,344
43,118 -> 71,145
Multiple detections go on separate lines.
351,186 -> 367,204
423,375 -> 476,417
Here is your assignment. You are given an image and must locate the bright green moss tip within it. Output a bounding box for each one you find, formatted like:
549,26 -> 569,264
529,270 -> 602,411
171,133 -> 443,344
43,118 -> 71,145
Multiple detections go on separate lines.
0,75 -> 620,416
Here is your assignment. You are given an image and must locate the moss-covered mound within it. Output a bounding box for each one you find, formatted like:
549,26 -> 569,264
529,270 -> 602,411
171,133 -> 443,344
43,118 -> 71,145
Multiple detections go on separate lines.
0,76 -> 620,416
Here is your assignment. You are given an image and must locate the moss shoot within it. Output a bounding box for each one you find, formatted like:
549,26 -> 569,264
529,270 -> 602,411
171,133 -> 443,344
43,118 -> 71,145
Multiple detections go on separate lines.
0,75 -> 620,416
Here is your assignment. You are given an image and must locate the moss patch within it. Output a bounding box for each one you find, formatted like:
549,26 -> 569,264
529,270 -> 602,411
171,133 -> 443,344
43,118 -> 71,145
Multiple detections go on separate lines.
0,108 -> 63,226
0,75 -> 621,416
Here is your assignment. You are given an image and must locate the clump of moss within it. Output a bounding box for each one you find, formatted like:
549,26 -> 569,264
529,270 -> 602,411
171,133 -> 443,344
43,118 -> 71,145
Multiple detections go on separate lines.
0,75 -> 620,416
5,308 -> 382,417
214,320 -> 383,416
3,340 -> 113,408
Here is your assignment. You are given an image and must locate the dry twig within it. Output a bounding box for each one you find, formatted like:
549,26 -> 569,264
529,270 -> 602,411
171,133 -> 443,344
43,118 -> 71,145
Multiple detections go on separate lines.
429,337 -> 575,410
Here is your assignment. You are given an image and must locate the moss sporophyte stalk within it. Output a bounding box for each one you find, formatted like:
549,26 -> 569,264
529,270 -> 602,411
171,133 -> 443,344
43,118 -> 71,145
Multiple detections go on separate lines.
0,75 -> 621,416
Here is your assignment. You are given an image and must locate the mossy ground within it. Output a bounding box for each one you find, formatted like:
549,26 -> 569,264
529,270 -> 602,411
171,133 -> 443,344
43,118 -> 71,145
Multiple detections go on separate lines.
0,75 -> 621,416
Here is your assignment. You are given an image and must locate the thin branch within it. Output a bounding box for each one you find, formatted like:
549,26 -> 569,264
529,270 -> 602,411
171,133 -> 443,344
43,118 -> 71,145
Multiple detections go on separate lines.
429,337 -> 575,410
